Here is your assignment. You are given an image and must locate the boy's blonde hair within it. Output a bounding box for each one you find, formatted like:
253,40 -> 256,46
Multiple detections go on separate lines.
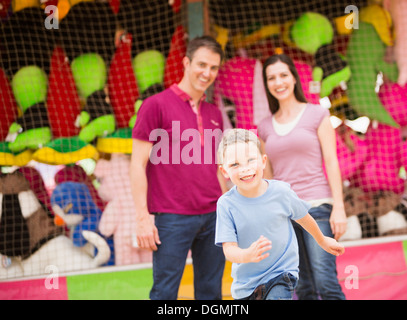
217,129 -> 261,164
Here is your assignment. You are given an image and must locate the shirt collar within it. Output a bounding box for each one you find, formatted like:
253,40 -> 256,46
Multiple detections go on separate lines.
170,83 -> 206,104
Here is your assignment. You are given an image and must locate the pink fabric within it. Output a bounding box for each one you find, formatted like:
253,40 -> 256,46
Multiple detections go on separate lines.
0,278 -> 68,300
258,104 -> 332,201
349,123 -> 404,194
335,125 -> 369,180
380,82 -> 407,127
214,57 -> 257,130
337,241 -> 407,300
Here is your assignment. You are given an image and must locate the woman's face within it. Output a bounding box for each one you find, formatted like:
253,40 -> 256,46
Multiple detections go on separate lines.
265,61 -> 296,102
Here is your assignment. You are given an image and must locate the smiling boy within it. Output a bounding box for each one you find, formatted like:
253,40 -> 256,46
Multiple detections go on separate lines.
215,129 -> 344,300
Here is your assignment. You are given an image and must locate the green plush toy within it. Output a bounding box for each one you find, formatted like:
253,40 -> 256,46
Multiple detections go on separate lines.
71,53 -> 115,143
7,66 -> 52,152
291,12 -> 351,98
346,5 -> 399,127
97,50 -> 166,154
128,50 -> 165,128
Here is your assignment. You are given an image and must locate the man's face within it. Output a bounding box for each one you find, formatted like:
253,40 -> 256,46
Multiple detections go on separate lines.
183,47 -> 221,95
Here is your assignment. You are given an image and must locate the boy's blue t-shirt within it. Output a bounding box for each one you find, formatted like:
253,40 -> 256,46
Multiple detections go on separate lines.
215,179 -> 311,299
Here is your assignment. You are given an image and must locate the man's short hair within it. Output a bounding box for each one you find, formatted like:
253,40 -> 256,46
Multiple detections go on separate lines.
186,35 -> 224,62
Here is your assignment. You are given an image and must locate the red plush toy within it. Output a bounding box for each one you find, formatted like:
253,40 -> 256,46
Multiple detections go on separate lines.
0,68 -> 18,141
47,46 -> 81,138
164,25 -> 187,88
108,32 -> 139,129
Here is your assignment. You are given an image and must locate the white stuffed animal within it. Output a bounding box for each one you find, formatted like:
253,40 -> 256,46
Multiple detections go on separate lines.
0,172 -> 110,280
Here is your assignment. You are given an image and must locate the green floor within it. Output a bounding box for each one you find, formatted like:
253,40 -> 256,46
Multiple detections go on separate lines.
66,268 -> 153,300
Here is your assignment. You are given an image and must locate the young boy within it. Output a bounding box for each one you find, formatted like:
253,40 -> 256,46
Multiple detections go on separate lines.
215,129 -> 344,300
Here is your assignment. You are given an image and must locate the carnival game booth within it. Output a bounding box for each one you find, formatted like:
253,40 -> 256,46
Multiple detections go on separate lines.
1,0 -> 407,300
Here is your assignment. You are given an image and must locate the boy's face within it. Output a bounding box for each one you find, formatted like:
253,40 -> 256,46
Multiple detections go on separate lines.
220,141 -> 267,194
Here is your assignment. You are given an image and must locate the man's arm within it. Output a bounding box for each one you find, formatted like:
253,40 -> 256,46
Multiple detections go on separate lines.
130,138 -> 161,251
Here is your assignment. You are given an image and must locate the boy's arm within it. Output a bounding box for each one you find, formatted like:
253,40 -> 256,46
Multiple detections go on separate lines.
295,214 -> 345,256
222,236 -> 272,264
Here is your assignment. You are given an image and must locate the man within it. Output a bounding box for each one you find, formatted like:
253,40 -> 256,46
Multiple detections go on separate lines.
130,36 -> 226,300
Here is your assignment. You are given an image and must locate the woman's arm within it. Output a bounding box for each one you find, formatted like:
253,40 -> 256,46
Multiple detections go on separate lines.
317,116 -> 347,240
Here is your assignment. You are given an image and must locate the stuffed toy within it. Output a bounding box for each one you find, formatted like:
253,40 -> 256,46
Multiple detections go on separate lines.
346,5 -> 399,127
33,137 -> 99,165
94,153 -> 153,265
0,171 -> 65,277
0,171 -> 110,279
341,187 -> 367,241
164,25 -> 187,89
132,50 -> 165,97
291,12 -> 351,98
349,122 -> 404,195
0,0 -> 12,19
0,68 -> 17,142
57,1 -> 116,147
0,7 -> 56,75
214,56 -> 270,130
116,0 -> 175,60
0,143 -> 33,167
341,187 -> 407,239
379,78 -> 407,128
55,0 -> 98,22
293,60 -> 321,104
376,210 -> 407,235
0,68 -> 31,166
107,32 -> 139,129
11,0 -> 38,12
18,166 -> 55,218
128,50 -> 166,129
59,0 -> 116,67
71,53 -> 116,143
385,0 -> 407,86
54,164 -> 106,212
46,46 -> 81,139
97,32 -> 139,155
32,47 -> 99,165
335,124 -> 369,181
51,181 -> 115,265
7,65 -> 52,153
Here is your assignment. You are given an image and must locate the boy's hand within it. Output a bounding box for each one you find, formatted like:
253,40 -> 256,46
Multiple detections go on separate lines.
320,236 -> 345,256
245,235 -> 272,263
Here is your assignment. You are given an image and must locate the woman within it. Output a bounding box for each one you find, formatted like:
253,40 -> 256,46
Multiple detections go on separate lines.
257,53 -> 347,300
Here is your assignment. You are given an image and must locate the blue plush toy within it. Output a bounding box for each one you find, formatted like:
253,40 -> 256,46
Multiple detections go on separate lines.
51,181 -> 115,266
